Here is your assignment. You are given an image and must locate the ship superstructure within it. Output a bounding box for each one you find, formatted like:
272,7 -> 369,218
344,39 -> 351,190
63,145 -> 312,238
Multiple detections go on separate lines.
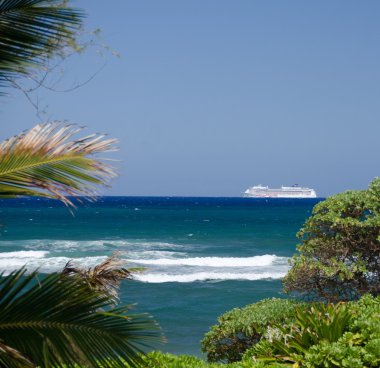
243,184 -> 317,198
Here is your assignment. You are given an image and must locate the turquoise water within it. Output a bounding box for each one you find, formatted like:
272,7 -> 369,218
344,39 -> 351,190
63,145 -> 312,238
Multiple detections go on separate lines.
0,197 -> 320,355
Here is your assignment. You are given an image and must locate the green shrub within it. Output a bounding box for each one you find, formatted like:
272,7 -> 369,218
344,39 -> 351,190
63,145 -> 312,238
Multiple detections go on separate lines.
136,351 -> 287,367
303,294 -> 380,368
250,302 -> 351,366
283,178 -> 380,302
246,295 -> 380,367
142,352 -> 213,367
303,338 -> 380,368
201,298 -> 299,363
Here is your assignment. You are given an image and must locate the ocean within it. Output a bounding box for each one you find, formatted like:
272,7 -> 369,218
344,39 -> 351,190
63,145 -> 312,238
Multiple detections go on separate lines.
0,196 -> 321,356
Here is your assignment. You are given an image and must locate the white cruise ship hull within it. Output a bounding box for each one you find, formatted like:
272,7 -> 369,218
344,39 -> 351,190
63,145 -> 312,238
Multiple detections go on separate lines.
243,185 -> 317,198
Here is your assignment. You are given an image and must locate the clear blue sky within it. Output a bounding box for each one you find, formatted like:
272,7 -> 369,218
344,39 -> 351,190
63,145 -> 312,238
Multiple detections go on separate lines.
2,1 -> 380,196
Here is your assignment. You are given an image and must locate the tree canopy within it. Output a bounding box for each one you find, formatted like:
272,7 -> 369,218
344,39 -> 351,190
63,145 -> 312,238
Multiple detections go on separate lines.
283,178 -> 380,302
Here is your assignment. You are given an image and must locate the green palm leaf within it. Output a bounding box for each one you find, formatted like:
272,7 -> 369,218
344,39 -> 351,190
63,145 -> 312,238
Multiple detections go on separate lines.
0,122 -> 117,206
0,268 -> 162,367
0,0 -> 83,90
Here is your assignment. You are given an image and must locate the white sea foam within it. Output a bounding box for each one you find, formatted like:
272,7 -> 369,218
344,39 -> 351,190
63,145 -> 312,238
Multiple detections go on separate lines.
135,271 -> 287,283
0,250 -> 48,258
0,253 -> 107,275
128,250 -> 184,259
0,240 -> 290,282
129,254 -> 286,267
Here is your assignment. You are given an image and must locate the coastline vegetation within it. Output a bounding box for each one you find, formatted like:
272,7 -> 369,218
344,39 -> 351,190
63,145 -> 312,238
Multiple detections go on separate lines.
117,180 -> 380,367
283,178 -> 380,302
114,179 -> 380,367
1,0 -> 380,367
196,179 -> 380,367
201,299 -> 300,363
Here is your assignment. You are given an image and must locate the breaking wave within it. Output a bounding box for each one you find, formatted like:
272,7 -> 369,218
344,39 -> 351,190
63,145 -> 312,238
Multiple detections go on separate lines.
135,271 -> 286,283
0,239 -> 290,282
0,250 -> 48,258
129,254 -> 285,267
0,250 -> 106,275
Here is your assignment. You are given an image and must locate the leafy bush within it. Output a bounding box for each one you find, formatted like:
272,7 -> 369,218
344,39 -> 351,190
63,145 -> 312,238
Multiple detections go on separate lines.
283,178 -> 380,302
135,351 -> 287,368
247,302 -> 351,366
201,298 -> 299,363
142,351 -> 244,367
245,295 -> 380,367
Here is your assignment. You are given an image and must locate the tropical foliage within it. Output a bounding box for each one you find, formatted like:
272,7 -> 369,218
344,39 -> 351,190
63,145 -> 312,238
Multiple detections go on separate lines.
0,0 -> 83,91
201,299 -> 299,363
0,267 -> 161,368
123,351 -> 284,368
248,302 -> 351,366
2,2 -> 379,367
0,122 -> 117,206
283,178 -> 380,302
241,295 -> 380,367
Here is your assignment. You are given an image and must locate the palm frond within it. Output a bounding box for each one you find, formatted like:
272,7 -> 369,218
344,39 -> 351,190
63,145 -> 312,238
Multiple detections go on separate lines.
0,0 -> 83,90
62,254 -> 134,303
0,122 -> 117,206
0,268 -> 162,368
0,341 -> 34,368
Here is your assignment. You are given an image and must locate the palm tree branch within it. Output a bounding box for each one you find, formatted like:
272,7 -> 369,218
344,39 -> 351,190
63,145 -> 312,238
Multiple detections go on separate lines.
0,154 -> 92,176
0,268 -> 162,367
0,315 -> 159,340
0,0 -> 84,89
0,122 -> 117,204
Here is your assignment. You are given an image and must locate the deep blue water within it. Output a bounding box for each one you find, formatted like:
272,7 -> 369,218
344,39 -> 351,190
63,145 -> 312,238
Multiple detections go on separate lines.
0,197 -> 321,355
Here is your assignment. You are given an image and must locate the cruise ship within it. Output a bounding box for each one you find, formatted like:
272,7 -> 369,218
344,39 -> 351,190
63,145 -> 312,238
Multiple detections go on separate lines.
243,184 -> 317,198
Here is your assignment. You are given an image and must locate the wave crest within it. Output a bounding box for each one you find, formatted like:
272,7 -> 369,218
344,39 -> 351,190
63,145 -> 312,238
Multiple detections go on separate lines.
129,254 -> 286,267
0,247 -> 290,282
135,271 -> 286,283
0,250 -> 48,259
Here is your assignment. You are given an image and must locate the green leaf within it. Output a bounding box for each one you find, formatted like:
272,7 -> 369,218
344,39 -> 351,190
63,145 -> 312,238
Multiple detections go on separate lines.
0,0 -> 83,91
0,267 -> 163,367
0,122 -> 117,206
